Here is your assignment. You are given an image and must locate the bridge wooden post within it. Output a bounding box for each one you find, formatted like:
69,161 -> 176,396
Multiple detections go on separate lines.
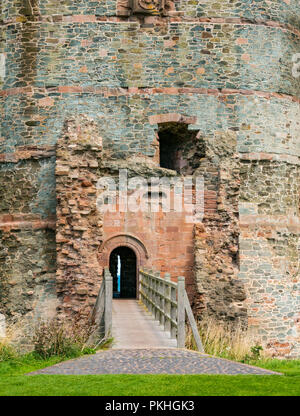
149,269 -> 154,315
177,276 -> 185,349
141,268 -> 146,308
154,271 -> 161,323
170,281 -> 177,339
104,268 -> 113,337
138,269 -> 142,301
184,291 -> 205,353
164,273 -> 171,334
138,268 -> 204,352
160,274 -> 165,327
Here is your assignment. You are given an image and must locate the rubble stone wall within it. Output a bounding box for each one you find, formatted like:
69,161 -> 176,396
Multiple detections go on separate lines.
194,130 -> 245,324
239,159 -> 300,357
55,116 -> 103,317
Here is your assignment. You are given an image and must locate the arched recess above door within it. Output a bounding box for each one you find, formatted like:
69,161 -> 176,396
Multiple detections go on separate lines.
98,233 -> 149,267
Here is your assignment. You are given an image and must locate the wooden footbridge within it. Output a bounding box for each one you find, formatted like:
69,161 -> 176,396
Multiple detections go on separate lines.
31,271 -> 281,376
92,268 -> 204,352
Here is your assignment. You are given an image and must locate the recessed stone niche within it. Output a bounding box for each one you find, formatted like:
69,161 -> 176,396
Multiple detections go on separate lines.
132,0 -> 164,15
117,0 -> 175,17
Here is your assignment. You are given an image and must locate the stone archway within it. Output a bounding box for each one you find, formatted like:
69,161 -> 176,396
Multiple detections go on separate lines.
98,233 -> 148,270
109,246 -> 137,298
98,234 -> 148,300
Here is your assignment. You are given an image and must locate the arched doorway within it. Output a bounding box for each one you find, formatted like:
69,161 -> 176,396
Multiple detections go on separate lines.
109,246 -> 137,298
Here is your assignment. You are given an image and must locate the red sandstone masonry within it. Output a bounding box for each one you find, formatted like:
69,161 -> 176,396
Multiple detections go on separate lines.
149,113 -> 197,124
0,145 -> 55,163
0,214 -> 55,231
55,115 -> 103,317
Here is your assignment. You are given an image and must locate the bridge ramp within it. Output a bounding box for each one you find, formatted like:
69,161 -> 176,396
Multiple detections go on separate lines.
112,299 -> 177,349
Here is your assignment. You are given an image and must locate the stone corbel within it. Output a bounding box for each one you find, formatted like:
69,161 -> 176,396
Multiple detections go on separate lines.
132,0 -> 165,16
116,0 -> 176,17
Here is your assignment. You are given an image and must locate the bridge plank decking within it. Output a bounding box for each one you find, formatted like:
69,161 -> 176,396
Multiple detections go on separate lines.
112,299 -> 177,349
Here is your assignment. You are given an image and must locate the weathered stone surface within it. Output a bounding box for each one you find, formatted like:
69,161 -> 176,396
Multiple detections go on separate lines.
55,115 -> 103,318
0,1 -> 299,357
193,131 -> 246,324
0,227 -> 57,348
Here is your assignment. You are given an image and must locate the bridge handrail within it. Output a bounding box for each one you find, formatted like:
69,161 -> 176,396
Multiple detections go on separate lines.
91,267 -> 113,339
139,268 -> 204,352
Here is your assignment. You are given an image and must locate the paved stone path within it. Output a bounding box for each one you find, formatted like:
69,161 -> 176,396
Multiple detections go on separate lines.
28,299 -> 281,376
29,349 -> 280,375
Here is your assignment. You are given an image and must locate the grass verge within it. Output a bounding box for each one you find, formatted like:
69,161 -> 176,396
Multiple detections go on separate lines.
0,354 -> 299,396
1,315 -> 299,396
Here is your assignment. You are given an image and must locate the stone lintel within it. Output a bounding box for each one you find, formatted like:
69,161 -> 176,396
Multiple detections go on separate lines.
0,214 -> 56,231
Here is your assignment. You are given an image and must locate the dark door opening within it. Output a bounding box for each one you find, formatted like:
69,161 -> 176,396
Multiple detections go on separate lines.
158,122 -> 203,174
109,246 -> 137,299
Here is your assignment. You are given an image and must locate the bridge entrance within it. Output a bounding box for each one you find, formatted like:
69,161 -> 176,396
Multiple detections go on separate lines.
109,246 -> 137,299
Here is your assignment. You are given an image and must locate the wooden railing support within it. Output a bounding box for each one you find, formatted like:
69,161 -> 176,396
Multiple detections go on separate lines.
104,268 -> 113,338
139,269 -> 204,352
164,273 -> 171,334
184,291 -> 204,353
91,267 -> 113,340
177,276 -> 185,348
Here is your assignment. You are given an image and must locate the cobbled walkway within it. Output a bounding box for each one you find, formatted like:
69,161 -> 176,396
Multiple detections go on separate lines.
29,349 -> 280,375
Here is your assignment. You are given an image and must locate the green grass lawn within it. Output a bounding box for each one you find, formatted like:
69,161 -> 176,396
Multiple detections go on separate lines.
0,354 -> 299,396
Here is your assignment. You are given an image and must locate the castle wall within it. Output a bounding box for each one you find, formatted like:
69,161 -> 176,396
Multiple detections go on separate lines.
0,1 -> 299,356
